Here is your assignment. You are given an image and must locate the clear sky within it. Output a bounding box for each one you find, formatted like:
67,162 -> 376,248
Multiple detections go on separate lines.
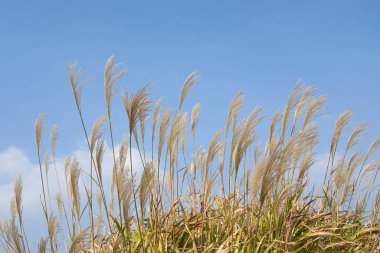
0,0 -> 379,244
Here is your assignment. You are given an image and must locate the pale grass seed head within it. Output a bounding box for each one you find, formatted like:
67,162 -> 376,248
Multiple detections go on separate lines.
69,63 -> 91,111
69,159 -> 81,219
68,229 -> 89,253
362,157 -> 380,176
123,85 -> 152,135
254,145 -> 261,165
331,111 -> 352,155
294,86 -> 315,124
302,95 -> 326,129
10,198 -> 16,221
64,156 -> 72,180
293,123 -> 319,168
190,103 -> 201,140
297,149 -> 315,182
167,111 -> 183,170
44,152 -> 50,176
180,111 -> 188,155
50,124 -> 58,157
234,107 -> 264,173
179,71 -> 200,110
333,159 -> 345,190
157,108 -> 172,165
116,165 -> 128,204
68,63 -> 83,109
346,122 -> 368,151
139,108 -> 147,146
139,162 -> 157,215
226,92 -> 244,134
95,139 -> 106,182
104,54 -> 127,112
218,143 -> 226,175
346,152 -> 363,181
109,167 -> 116,217
269,111 -> 281,144
90,115 -> 107,154
35,113 -> 45,156
206,130 -> 224,171
9,219 -> 24,253
258,138 -> 282,206
13,176 -> 23,220
281,83 -> 303,140
275,183 -> 296,209
193,146 -> 204,173
47,216 -> 58,248
230,120 -> 244,159
38,238 -> 48,253
55,193 -> 63,219
121,177 -> 133,223
365,138 -> 380,162
203,172 -> 218,205
96,190 -> 103,217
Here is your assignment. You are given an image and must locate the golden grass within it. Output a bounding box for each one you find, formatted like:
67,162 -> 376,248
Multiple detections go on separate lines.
1,55 -> 379,252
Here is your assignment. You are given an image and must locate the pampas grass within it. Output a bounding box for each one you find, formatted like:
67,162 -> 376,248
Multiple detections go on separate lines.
1,56 -> 379,252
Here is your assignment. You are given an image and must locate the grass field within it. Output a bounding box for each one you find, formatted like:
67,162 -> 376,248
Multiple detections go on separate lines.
1,55 -> 379,252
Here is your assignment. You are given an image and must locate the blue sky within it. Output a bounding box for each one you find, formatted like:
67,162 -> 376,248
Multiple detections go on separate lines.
0,0 -> 380,244
1,1 -> 380,155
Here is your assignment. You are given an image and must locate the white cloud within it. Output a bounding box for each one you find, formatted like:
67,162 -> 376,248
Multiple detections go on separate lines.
0,147 -> 36,179
0,143 -> 144,244
0,147 -> 41,218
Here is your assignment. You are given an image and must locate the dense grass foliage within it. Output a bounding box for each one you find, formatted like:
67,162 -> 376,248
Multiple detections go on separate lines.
1,55 -> 379,252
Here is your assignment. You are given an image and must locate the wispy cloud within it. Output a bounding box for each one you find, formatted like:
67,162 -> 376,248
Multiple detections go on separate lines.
0,142 -> 144,240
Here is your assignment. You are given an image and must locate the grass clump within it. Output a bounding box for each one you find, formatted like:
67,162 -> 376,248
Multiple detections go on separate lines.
1,55 -> 379,252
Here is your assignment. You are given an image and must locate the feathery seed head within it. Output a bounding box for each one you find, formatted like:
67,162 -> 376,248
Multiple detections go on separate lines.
294,86 -> 316,124
90,115 -> 107,154
13,176 -> 23,220
69,159 -> 81,219
191,103 -> 201,140
152,97 -> 163,140
123,85 -> 152,135
180,111 -> 188,155
95,139 -> 106,182
302,95 -> 326,128
38,238 -> 48,253
139,162 -> 157,216
330,111 -> 352,158
64,156 -> 72,180
47,216 -> 58,248
68,229 -> 89,253
50,125 -> 58,157
35,113 -> 45,156
346,122 -> 368,151
282,83 -> 303,140
55,193 -> 63,218
179,71 -> 200,110
226,92 -> 244,134
104,54 -> 127,112
69,63 -> 89,111
158,108 -> 172,165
